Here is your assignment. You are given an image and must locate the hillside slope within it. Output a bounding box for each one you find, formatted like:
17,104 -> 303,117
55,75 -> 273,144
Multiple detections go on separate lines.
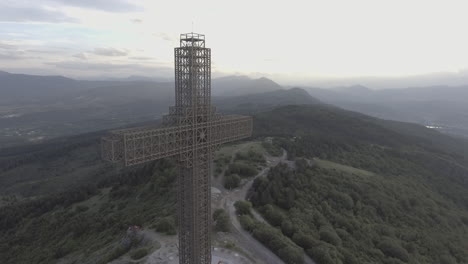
0,104 -> 467,263
214,87 -> 321,114
251,105 -> 468,264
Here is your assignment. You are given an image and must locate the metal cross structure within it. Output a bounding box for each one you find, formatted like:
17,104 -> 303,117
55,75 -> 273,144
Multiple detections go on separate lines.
101,33 -> 253,264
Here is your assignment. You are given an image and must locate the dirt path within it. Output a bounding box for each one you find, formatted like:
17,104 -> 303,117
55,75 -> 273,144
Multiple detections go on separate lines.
142,144 -> 316,264
215,147 -> 316,264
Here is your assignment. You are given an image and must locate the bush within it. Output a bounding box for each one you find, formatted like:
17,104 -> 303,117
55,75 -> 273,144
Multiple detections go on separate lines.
101,245 -> 130,264
377,239 -> 409,262
263,204 -> 285,227
292,232 -> 316,249
308,244 -> 339,264
227,163 -> 258,178
130,247 -> 149,260
239,215 -> 255,231
213,208 -> 225,221
319,226 -> 342,246
262,141 -> 282,157
224,174 -> 241,189
155,217 -> 176,235
281,220 -> 296,237
235,149 -> 265,164
251,222 -> 304,264
215,214 -> 230,232
213,209 -> 230,232
234,200 -> 252,215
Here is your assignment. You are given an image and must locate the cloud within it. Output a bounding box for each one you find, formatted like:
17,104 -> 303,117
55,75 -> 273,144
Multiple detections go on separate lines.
0,42 -> 17,50
0,50 -> 36,60
46,61 -> 170,72
131,18 -> 143,24
129,56 -> 155,61
0,53 -> 23,60
44,60 -> 173,78
154,33 -> 174,42
0,43 -> 31,60
73,53 -> 88,60
47,0 -> 141,13
92,48 -> 128,57
0,5 -> 78,23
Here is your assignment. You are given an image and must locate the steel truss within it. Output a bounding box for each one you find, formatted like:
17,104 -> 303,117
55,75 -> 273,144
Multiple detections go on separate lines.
101,33 -> 252,264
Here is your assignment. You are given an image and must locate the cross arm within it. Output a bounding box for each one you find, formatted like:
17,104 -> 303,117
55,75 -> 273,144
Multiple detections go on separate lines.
211,115 -> 253,146
101,115 -> 253,167
101,125 -> 186,166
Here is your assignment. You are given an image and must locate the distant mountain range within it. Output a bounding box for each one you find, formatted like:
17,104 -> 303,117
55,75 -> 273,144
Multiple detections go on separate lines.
0,71 -> 315,148
212,75 -> 283,97
2,70 -> 468,147
305,84 -> 468,138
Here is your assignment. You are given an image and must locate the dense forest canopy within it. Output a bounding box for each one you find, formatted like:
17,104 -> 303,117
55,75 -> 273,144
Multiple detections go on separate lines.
250,105 -> 468,264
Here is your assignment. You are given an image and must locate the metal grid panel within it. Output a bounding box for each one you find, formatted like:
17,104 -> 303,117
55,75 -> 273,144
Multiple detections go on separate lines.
101,115 -> 252,166
101,33 -> 252,264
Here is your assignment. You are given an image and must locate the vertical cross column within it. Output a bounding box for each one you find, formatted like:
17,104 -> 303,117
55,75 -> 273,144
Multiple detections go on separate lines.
174,33 -> 212,264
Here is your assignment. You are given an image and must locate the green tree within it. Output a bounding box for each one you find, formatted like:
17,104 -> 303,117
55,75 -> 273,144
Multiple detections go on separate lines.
224,174 -> 241,189
234,200 -> 252,215
213,209 -> 230,232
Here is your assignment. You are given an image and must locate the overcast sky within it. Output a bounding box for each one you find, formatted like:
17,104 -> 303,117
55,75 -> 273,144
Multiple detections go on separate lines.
1,0 -> 468,88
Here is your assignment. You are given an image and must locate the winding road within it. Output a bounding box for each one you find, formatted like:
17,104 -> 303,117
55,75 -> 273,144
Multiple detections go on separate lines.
215,146 -> 316,264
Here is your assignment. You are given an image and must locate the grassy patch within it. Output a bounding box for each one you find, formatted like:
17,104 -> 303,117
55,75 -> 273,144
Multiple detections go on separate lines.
313,158 -> 375,177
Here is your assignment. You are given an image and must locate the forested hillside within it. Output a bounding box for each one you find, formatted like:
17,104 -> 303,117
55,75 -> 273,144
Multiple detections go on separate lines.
0,104 -> 467,263
249,105 -> 468,264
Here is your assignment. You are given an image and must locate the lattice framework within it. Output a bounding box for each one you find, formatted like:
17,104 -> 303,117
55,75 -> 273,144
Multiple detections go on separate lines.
101,33 -> 252,264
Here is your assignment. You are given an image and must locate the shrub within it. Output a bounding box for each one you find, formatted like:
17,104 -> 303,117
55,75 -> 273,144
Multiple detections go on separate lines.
130,247 -> 149,260
262,141 -> 282,157
263,204 -> 285,227
319,226 -> 342,246
227,163 -> 258,178
377,239 -> 409,262
224,174 -> 241,189
212,208 -> 225,221
308,245 -> 338,264
215,214 -> 230,232
234,200 -> 252,215
251,222 -> 304,264
101,245 -> 130,264
281,220 -> 296,237
239,215 -> 255,231
213,209 -> 230,232
155,217 -> 176,235
292,232 -> 316,249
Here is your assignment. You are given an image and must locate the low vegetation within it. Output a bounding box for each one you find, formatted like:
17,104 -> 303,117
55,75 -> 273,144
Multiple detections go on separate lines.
213,208 -> 230,232
0,159 -> 177,263
1,104 -> 467,264
130,247 -> 150,260
236,199 -> 304,264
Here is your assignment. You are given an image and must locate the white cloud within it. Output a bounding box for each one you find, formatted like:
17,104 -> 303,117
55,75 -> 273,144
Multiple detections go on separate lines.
92,48 -> 128,57
73,52 -> 88,60
0,3 -> 77,23
46,0 -> 142,13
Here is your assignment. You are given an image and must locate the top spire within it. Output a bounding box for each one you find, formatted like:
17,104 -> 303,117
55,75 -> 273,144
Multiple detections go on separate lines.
180,33 -> 205,48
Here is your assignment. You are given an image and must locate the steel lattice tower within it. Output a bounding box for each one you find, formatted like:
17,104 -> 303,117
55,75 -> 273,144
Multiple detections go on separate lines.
101,33 -> 253,264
